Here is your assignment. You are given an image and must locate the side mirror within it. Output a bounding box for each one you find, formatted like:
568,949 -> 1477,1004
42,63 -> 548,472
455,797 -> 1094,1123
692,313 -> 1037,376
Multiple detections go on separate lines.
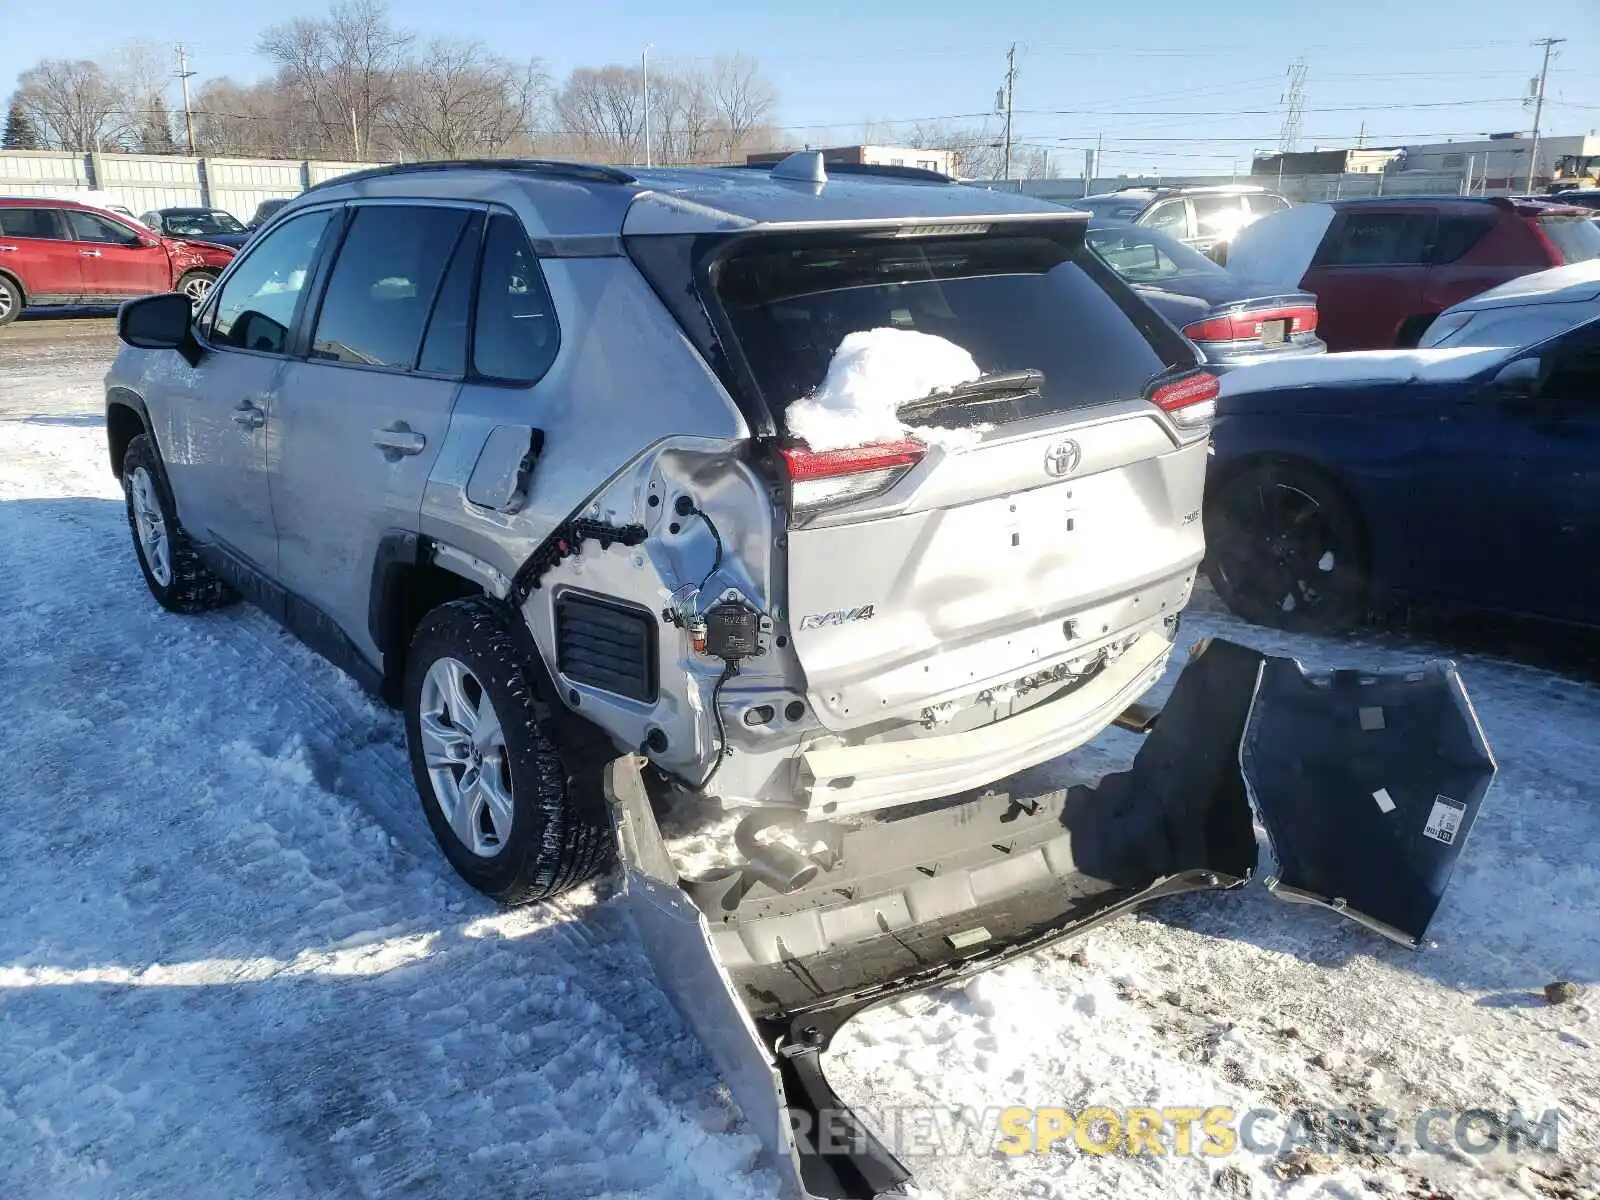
1490,357 -> 1542,399
137,232 -> 161,248
118,292 -> 201,365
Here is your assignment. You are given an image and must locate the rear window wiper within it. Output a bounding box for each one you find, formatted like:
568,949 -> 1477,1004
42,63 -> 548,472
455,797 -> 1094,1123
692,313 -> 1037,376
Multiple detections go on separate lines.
895,369 -> 1046,421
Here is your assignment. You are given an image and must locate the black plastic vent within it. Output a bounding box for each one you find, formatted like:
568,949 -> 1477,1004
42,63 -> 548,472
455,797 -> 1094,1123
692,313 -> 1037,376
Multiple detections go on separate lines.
554,591 -> 658,703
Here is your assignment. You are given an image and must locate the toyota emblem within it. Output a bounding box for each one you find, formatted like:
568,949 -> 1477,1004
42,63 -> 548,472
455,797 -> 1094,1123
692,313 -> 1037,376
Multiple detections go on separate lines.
1044,439 -> 1081,478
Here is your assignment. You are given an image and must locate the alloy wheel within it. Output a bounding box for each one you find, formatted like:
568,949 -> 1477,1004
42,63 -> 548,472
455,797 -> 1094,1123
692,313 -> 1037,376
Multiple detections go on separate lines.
182,275 -> 214,305
129,466 -> 172,587
418,657 -> 514,858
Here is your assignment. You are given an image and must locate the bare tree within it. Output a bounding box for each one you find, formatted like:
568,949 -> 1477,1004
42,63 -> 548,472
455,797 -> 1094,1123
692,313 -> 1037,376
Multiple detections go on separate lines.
258,0 -> 412,159
905,121 -> 1002,179
193,76 -> 317,158
555,66 -> 644,163
107,39 -> 174,149
707,53 -> 776,161
15,59 -> 126,150
387,40 -> 543,159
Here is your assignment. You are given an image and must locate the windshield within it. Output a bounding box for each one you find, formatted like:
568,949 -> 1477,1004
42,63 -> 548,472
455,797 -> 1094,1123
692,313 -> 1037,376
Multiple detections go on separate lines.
1086,226 -> 1228,284
164,210 -> 245,236
711,230 -> 1183,426
1539,215 -> 1600,263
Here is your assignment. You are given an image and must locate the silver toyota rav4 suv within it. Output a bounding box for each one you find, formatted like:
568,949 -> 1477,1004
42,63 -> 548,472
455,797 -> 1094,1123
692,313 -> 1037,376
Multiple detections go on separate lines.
107,157 -> 1501,1199
109,153 -> 1214,899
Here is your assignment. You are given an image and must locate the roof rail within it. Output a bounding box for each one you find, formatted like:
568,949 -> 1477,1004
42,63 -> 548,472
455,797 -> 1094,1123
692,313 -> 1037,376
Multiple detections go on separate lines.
305,158 -> 637,193
736,160 -> 952,183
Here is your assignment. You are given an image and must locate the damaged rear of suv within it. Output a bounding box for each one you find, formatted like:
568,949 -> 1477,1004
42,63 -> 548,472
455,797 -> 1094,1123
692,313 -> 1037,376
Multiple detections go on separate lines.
106,154 -> 1496,1200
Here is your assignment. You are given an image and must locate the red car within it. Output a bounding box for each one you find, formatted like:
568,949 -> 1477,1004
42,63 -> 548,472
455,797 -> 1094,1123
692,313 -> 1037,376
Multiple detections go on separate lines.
1225,195 -> 1600,351
0,197 -> 235,327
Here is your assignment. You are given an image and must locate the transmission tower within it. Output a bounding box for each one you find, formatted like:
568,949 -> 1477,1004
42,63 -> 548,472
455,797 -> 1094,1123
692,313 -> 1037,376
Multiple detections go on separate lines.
1278,57 -> 1308,153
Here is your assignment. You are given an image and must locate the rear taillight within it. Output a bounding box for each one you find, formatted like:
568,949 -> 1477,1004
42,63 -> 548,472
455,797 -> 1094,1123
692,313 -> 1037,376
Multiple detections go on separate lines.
780,439 -> 925,513
1182,305 -> 1318,343
1148,371 -> 1220,429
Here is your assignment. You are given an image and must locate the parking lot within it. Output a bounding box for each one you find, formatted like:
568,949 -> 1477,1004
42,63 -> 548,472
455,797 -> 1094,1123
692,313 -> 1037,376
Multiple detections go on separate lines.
1,312 -> 1595,1200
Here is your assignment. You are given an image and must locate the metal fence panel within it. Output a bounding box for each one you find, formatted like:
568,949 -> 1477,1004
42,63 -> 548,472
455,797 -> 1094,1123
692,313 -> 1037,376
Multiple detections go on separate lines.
206,158 -> 309,222
0,151 -> 92,194
95,154 -> 203,215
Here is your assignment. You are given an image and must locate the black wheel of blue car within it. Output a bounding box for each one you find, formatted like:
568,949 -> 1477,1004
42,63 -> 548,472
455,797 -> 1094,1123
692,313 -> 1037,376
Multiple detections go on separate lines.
1205,463 -> 1368,632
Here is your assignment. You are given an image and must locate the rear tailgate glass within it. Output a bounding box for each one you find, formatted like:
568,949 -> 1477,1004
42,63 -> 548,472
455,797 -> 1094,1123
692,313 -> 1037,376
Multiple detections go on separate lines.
708,229 -> 1190,430
1537,214 -> 1600,263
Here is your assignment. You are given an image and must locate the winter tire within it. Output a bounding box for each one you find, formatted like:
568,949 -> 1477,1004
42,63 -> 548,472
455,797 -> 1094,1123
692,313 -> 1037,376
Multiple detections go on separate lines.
176,269 -> 218,308
403,597 -> 612,904
0,274 -> 21,327
122,433 -> 237,613
1204,462 -> 1368,633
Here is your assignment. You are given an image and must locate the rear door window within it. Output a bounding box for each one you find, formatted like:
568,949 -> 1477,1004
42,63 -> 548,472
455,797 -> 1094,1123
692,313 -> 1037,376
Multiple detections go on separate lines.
1192,195 -> 1246,239
0,207 -> 66,238
310,204 -> 471,370
1315,212 -> 1436,267
712,231 -> 1179,425
1537,215 -> 1600,264
1143,199 -> 1190,239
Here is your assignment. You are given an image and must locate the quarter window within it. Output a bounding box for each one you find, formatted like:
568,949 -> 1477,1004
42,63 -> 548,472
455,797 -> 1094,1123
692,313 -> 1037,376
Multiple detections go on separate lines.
1316,212 -> 1436,267
310,205 -> 471,370
210,209 -> 334,355
472,213 -> 560,384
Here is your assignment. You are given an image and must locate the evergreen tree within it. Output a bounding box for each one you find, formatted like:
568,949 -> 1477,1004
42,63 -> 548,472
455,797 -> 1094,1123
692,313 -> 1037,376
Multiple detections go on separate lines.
137,95 -> 177,154
2,98 -> 42,150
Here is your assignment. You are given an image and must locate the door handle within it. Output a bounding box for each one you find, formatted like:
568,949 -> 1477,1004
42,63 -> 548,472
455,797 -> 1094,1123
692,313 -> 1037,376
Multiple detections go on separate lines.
79,249 -> 103,258
232,401 -> 265,430
0,245 -> 15,253
373,423 -> 426,457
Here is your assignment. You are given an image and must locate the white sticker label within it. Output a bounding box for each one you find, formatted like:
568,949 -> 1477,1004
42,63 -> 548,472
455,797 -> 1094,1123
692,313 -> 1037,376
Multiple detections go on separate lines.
1372,788 -> 1396,814
1423,795 -> 1467,845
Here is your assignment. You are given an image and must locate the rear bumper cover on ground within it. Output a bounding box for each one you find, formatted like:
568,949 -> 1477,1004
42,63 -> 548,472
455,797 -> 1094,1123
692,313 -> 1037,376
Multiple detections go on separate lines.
606,637 -> 1497,1200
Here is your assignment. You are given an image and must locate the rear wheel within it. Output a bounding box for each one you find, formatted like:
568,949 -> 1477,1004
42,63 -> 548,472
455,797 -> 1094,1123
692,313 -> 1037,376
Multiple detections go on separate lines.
403,598 -> 612,903
0,275 -> 21,327
1204,463 -> 1368,632
175,269 -> 217,308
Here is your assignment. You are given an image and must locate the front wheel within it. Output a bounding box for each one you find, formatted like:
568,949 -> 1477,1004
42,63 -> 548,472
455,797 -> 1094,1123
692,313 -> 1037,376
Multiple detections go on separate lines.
1204,463 -> 1369,632
121,433 -> 237,613
175,269 -> 217,308
403,598 -> 612,904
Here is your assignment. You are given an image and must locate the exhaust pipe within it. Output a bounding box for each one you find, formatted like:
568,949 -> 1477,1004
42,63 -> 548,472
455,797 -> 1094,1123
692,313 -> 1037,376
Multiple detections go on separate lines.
735,812 -> 821,893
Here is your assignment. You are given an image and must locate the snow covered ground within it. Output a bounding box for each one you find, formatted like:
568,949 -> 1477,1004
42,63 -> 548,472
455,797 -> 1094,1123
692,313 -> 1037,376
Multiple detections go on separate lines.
1,320 -> 1596,1200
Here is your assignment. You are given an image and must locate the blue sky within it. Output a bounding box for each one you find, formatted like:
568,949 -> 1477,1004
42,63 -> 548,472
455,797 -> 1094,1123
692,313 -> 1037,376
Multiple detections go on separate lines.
3,0 -> 1595,173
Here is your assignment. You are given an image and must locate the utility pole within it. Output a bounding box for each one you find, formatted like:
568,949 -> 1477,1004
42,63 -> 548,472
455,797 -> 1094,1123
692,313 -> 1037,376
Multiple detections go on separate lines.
999,43 -> 1017,181
350,107 -> 361,160
641,45 -> 652,168
1526,37 -> 1564,194
174,43 -> 196,155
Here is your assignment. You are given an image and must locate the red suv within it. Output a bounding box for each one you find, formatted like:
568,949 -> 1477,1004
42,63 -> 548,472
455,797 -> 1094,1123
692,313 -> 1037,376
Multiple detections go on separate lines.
1227,196 -> 1600,351
0,197 -> 235,327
